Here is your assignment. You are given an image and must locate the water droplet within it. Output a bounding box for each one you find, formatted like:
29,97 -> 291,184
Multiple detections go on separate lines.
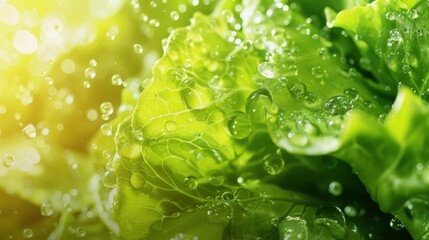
170,11 -> 179,21
415,28 -> 424,38
314,206 -> 346,239
408,9 -> 419,20
344,88 -> 359,101
289,82 -> 307,99
304,92 -> 320,109
23,228 -> 33,238
206,202 -> 232,223
258,62 -> 277,79
41,201 -> 55,216
89,59 -> 97,67
165,120 -> 177,132
111,74 -> 123,86
184,176 -> 198,189
263,154 -> 285,175
389,217 -> 404,230
130,173 -> 145,189
22,123 -> 37,139
402,65 -> 411,74
133,43 -> 143,54
209,171 -> 224,186
311,66 -> 325,79
75,226 -> 86,238
325,95 -> 352,115
83,80 -> 91,88
266,3 -> 292,26
149,1 -> 157,7
100,102 -> 114,116
385,11 -> 397,21
246,89 -> 273,123
131,129 -> 144,141
85,67 -> 96,80
389,29 -> 402,42
3,154 -> 15,167
328,181 -> 342,196
225,112 -> 251,139
278,216 -> 308,240
103,169 -> 117,188
344,205 -> 357,217
100,123 -> 113,136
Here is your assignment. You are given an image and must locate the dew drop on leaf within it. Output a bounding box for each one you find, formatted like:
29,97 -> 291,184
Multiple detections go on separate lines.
314,205 -> 346,239
278,216 -> 308,240
103,169 -> 117,188
206,202 -> 232,223
246,89 -> 272,123
184,176 -> 198,189
165,120 -> 177,132
225,112 -> 251,139
258,62 -> 277,79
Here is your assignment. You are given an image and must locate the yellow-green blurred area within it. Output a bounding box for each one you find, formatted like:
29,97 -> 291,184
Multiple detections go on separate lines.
0,0 -> 217,238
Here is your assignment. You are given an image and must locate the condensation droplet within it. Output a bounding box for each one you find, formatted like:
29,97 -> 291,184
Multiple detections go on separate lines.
133,43 -> 143,54
100,123 -> 113,136
165,120 -> 177,132
328,181 -> 342,196
85,67 -> 96,80
258,62 -> 277,79
41,202 -> 55,216
225,112 -> 251,139
103,170 -> 117,188
75,226 -> 87,237
170,11 -> 179,21
23,228 -> 33,238
3,154 -> 15,167
263,154 -> 285,175
184,176 -> 198,189
389,29 -> 402,42
22,123 -> 37,139
390,217 -> 404,230
100,102 -> 114,116
111,74 -> 123,86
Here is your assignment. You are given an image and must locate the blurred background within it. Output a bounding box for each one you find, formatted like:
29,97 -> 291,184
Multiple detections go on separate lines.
0,0 -> 217,238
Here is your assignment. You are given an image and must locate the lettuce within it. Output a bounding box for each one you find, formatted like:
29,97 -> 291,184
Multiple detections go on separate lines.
3,0 -> 429,239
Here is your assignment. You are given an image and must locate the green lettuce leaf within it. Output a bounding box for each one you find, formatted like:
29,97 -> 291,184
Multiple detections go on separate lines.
334,87 -> 429,239
329,0 -> 429,97
105,1 -> 402,238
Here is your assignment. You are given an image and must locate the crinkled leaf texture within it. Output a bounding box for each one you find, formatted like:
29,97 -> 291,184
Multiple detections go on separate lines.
329,0 -> 429,97
108,1 -> 388,239
335,87 -> 429,239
